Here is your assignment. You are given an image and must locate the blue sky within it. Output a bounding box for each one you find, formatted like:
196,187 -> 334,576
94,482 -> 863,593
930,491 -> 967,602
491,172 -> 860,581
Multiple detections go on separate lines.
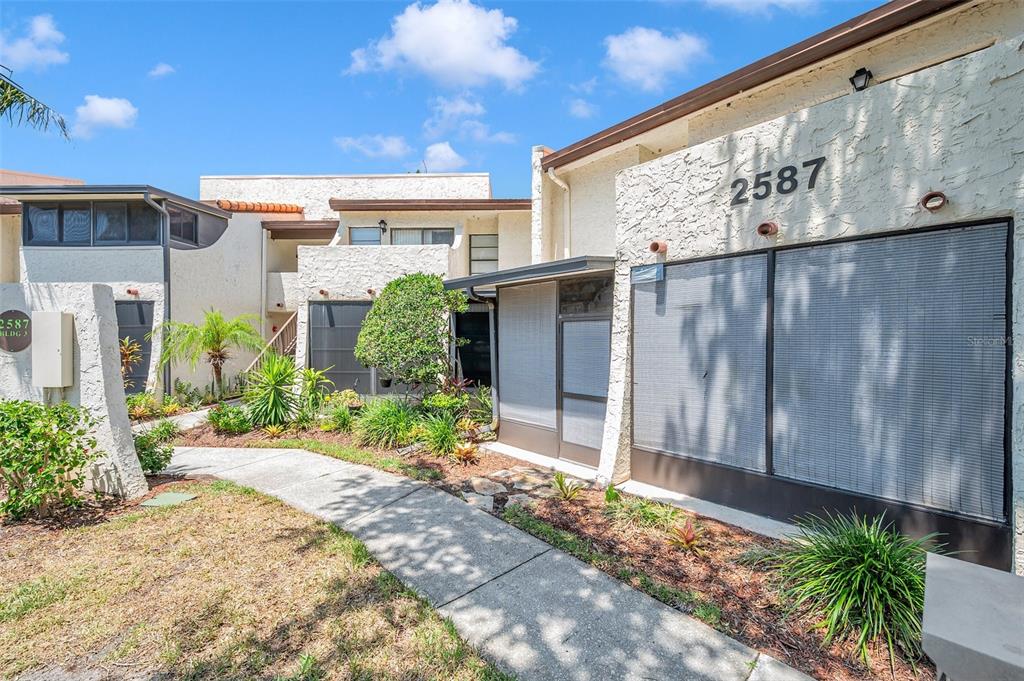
1,0 -> 879,199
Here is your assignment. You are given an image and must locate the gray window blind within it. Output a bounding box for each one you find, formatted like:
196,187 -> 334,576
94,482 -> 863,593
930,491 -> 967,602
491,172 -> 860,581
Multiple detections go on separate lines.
632,254 -> 768,471
773,223 -> 1007,521
562,320 -> 611,398
498,282 -> 556,429
562,396 -> 606,449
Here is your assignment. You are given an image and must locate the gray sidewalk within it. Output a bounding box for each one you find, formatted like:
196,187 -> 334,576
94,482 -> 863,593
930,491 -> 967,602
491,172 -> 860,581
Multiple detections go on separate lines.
166,446 -> 812,681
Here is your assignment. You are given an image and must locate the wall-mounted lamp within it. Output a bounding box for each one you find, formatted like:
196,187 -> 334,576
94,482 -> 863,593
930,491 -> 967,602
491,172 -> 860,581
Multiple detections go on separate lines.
378,219 -> 388,233
849,67 -> 873,92
125,288 -> 139,296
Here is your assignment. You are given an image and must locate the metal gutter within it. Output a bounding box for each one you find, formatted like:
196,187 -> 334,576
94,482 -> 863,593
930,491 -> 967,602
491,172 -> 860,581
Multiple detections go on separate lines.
541,0 -> 968,171
0,184 -> 233,219
444,255 -> 615,290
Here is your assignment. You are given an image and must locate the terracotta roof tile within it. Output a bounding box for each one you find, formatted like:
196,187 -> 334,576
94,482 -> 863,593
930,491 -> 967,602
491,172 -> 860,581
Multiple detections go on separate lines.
215,199 -> 304,214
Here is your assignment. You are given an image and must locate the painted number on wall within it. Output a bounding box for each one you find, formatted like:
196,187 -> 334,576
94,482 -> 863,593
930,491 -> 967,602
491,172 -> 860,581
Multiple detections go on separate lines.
730,157 -> 827,206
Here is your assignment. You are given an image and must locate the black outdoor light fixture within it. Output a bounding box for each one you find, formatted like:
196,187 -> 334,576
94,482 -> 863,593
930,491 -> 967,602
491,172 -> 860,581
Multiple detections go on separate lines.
378,219 -> 388,233
850,67 -> 873,91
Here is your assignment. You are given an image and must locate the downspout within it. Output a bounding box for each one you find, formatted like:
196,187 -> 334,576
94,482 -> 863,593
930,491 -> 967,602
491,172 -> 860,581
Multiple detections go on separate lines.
144,191 -> 171,396
546,167 -> 571,260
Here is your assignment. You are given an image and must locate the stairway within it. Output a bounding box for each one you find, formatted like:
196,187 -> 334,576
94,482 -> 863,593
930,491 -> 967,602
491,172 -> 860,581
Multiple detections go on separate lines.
244,311 -> 297,375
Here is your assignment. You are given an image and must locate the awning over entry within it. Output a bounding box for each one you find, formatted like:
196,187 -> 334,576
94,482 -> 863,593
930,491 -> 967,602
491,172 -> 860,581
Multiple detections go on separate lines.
443,255 -> 614,291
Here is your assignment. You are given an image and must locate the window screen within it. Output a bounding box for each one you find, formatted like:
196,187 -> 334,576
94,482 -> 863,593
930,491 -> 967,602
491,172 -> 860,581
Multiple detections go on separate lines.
632,254 -> 768,471
470,234 -> 499,274
95,203 -> 128,242
350,227 -> 382,246
498,282 -> 556,429
562,397 -> 606,450
115,301 -> 154,394
26,205 -> 58,243
308,302 -> 373,392
772,223 -> 1007,521
562,320 -> 610,398
61,205 -> 91,243
391,228 -> 454,245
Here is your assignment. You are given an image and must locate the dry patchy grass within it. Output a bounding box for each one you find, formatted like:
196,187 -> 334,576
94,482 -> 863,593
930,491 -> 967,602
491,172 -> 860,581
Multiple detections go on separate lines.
0,480 -> 509,681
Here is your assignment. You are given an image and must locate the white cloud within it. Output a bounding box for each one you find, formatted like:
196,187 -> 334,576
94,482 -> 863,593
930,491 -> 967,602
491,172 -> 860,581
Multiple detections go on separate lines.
148,62 -> 175,78
704,0 -> 816,14
424,95 -> 485,137
334,134 -> 412,158
72,95 -> 138,139
603,27 -> 707,92
459,119 -> 515,144
347,0 -> 538,90
568,98 -> 597,119
571,77 -> 598,95
0,14 -> 69,72
423,141 -> 467,172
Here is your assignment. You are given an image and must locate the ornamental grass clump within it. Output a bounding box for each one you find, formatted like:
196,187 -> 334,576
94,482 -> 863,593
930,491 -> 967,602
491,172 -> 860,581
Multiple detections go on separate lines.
354,398 -> 417,449
421,413 -> 459,457
769,512 -> 939,670
603,495 -> 680,531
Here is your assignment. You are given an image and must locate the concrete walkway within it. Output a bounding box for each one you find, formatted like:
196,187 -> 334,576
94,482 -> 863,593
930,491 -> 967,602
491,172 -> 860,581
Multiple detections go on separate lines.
166,446 -> 812,681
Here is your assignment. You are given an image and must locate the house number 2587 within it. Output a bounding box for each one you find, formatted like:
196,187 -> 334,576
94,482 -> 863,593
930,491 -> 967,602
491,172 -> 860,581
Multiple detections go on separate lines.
730,156 -> 826,206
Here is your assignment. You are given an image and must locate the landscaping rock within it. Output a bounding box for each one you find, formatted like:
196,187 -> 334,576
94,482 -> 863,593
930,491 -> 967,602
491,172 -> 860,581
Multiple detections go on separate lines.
512,475 -> 548,491
511,465 -> 542,474
469,476 -> 507,496
463,492 -> 494,512
488,469 -> 515,480
505,493 -> 534,508
530,486 -> 559,499
397,443 -> 424,457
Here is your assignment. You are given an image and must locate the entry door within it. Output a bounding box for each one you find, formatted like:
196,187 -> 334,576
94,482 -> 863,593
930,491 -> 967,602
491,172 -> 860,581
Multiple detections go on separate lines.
559,317 -> 611,466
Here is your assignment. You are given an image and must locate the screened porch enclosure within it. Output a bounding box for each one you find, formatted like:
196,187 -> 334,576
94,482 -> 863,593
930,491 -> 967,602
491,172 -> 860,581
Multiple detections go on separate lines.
630,221 -> 1011,567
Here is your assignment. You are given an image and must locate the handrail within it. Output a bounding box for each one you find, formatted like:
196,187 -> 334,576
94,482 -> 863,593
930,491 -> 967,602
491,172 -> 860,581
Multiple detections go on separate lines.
244,312 -> 298,374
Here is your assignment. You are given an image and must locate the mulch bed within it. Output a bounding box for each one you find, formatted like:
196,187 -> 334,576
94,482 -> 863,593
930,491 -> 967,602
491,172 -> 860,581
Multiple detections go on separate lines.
173,426 -> 930,681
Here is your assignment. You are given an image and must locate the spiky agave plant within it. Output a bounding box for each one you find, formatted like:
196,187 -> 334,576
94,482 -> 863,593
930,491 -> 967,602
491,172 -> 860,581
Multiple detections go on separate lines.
770,512 -> 940,671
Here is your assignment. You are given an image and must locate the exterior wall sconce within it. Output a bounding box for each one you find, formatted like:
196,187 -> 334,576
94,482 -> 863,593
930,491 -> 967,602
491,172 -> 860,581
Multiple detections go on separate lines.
849,67 -> 873,91
756,221 -> 779,237
378,219 -> 388,233
125,288 -> 139,296
649,241 -> 668,254
920,191 -> 948,212
318,289 -> 329,297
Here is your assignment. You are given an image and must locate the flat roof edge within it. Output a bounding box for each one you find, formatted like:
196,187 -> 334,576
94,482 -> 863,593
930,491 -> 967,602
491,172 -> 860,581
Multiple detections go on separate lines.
0,185 -> 232,219
444,255 -> 614,290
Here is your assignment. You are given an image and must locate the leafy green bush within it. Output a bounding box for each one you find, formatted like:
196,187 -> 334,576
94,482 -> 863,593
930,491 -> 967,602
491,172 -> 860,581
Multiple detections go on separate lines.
0,400 -> 100,518
769,512 -> 937,668
244,353 -> 298,427
421,413 -> 458,457
126,392 -> 159,420
421,391 -> 470,420
354,399 -> 417,449
324,403 -> 354,433
603,496 -> 680,531
207,403 -> 252,435
330,389 -> 362,409
354,273 -> 467,388
133,423 -> 175,475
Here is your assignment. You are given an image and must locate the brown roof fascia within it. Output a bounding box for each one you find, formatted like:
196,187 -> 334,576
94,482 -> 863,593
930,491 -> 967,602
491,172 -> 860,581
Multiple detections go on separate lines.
0,202 -> 21,215
541,0 -> 967,171
329,198 -> 532,212
261,220 -> 340,240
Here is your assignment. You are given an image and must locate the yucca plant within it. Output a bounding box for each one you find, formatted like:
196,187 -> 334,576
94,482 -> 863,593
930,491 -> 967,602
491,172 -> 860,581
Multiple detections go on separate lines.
421,413 -> 459,457
667,520 -> 705,555
769,512 -> 940,671
353,398 -> 417,449
551,471 -> 584,501
244,352 -> 298,427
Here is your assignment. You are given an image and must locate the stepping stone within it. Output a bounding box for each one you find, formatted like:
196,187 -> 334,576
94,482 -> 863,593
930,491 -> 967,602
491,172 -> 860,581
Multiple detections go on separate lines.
511,465 -> 542,474
512,474 -> 549,490
463,493 -> 494,512
506,493 -> 534,508
531,486 -> 559,499
488,469 -> 515,480
469,476 -> 507,496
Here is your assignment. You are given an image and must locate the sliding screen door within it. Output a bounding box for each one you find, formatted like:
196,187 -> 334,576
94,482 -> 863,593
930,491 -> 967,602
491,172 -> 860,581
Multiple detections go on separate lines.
773,223 -> 1007,521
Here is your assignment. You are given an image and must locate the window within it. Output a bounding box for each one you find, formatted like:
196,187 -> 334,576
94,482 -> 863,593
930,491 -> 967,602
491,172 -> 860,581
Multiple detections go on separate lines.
350,227 -> 382,246
470,234 -> 498,274
391,228 -> 455,246
23,200 -> 162,246
168,206 -> 197,244
94,203 -> 128,242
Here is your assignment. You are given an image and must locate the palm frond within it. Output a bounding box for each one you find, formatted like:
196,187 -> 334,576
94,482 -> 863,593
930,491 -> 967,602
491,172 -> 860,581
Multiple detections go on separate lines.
0,69 -> 69,139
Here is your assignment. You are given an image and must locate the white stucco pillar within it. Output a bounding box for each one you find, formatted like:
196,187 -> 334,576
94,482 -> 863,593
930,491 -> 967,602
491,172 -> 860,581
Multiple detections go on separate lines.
530,145 -> 549,265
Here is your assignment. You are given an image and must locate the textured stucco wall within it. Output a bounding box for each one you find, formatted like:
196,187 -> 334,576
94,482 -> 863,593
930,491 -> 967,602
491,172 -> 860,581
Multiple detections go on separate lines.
169,213 -> 264,391
498,211 -> 531,270
607,35 -> 1024,570
291,244 -> 450,371
200,174 -> 493,221
1,214 -> 20,283
534,0 -> 1023,267
530,146 -> 549,264
0,283 -> 147,499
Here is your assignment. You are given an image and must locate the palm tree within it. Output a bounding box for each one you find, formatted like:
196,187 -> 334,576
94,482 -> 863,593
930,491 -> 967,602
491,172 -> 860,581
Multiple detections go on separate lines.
151,310 -> 265,397
0,66 -> 69,139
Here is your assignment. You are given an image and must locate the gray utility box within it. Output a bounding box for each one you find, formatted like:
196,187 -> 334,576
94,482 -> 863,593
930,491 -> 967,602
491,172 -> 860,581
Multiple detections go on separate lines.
923,553 -> 1024,681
